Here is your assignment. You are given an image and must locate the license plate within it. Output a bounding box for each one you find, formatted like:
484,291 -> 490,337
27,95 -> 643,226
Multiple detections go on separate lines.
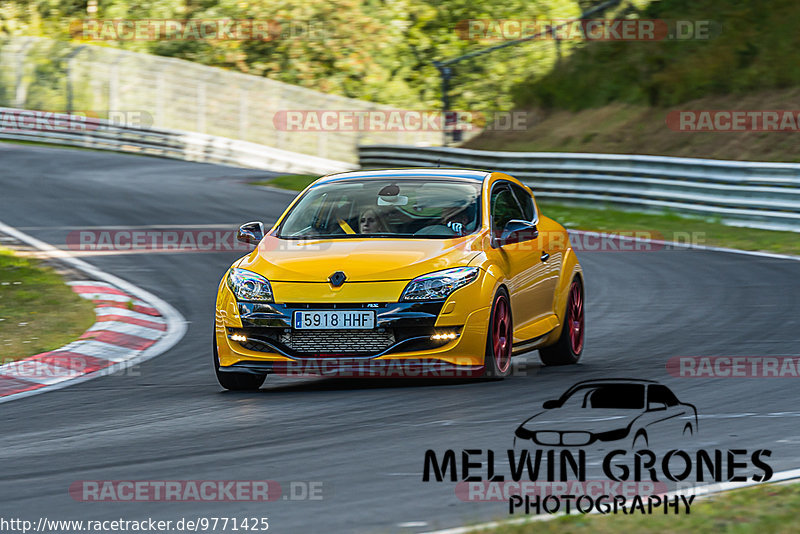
293,310 -> 375,330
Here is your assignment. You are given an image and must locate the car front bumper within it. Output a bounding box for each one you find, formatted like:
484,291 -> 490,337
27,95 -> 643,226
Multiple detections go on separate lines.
216,294 -> 491,375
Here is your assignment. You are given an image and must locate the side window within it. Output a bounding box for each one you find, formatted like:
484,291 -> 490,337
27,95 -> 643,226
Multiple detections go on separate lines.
648,385 -> 679,407
510,183 -> 535,222
490,184 -> 525,237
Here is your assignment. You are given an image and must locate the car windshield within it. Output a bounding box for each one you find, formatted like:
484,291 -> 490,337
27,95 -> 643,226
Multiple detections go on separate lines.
277,178 -> 483,239
560,384 -> 645,410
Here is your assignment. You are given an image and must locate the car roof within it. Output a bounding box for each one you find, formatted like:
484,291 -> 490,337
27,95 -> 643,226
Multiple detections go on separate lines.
565,378 -> 660,388
317,168 -> 491,184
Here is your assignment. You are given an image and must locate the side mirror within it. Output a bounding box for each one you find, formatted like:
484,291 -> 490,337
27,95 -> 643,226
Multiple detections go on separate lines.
647,401 -> 667,412
494,220 -> 538,247
237,221 -> 265,245
542,399 -> 560,409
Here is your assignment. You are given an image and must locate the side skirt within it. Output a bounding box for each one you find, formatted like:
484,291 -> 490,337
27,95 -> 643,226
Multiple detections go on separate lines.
511,327 -> 557,356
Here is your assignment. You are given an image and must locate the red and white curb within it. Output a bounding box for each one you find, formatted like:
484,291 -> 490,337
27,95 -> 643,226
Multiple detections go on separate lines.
0,220 -> 187,404
0,281 -> 166,397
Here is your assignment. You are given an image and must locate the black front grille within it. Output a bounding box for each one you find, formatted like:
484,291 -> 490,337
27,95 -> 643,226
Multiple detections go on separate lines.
281,329 -> 395,353
237,328 -> 396,355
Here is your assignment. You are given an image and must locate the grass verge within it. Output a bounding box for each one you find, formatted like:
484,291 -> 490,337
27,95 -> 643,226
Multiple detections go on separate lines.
0,248 -> 96,362
463,90 -> 800,163
477,482 -> 800,534
251,174 -> 319,191
0,138 -> 97,152
539,201 -> 800,256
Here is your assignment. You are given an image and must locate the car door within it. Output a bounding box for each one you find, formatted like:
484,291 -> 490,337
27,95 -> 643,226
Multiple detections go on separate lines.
490,181 -> 547,340
508,182 -> 561,322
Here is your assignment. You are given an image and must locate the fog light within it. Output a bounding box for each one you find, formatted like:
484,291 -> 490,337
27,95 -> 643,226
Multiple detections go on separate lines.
431,331 -> 458,341
231,333 -> 247,342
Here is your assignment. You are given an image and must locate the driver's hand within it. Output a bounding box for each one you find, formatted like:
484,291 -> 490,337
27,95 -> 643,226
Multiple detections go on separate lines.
446,221 -> 464,234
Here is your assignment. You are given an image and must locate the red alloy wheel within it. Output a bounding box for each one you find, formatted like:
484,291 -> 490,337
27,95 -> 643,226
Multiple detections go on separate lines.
492,294 -> 512,373
568,280 -> 584,355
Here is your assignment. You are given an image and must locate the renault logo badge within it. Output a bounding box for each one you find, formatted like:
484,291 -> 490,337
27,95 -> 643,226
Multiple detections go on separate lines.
328,271 -> 347,287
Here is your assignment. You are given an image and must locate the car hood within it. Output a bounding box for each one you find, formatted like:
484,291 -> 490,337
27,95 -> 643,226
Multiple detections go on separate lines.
518,407 -> 642,434
237,234 -> 485,282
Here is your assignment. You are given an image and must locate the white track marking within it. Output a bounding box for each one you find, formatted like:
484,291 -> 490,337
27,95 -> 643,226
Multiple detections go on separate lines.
568,229 -> 800,261
73,291 -> 149,304
94,306 -> 167,323
55,340 -> 142,362
421,469 -> 800,534
0,360 -> 83,384
86,321 -> 164,340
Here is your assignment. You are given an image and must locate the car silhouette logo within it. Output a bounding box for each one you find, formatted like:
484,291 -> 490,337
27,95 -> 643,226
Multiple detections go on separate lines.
328,271 -> 347,287
513,378 -> 698,449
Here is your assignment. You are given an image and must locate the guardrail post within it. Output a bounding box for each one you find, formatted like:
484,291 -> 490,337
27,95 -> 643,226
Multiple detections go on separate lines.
433,61 -> 454,147
552,25 -> 562,63
197,83 -> 206,134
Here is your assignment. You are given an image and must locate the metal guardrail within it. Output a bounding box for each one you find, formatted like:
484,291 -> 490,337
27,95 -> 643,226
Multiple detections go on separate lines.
359,145 -> 800,231
0,108 -> 354,175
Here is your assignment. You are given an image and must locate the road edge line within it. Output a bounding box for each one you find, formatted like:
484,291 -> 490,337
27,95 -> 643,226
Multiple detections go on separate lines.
421,469 -> 800,534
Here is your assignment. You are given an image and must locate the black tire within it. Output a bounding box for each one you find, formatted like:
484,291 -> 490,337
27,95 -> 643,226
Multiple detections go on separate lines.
213,335 -> 266,391
539,277 -> 584,366
483,287 -> 513,379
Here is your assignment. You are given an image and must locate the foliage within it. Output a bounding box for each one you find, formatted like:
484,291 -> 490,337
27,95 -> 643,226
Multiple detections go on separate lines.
512,0 -> 800,110
1,0 -> 591,111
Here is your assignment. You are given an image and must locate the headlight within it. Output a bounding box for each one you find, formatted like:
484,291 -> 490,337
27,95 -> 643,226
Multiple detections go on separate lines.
226,268 -> 273,302
400,267 -> 479,301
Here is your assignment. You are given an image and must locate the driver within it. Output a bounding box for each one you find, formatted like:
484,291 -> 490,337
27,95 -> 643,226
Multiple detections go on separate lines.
359,208 -> 390,234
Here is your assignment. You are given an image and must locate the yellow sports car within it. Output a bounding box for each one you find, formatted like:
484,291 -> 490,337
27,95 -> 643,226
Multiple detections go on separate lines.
214,168 -> 584,390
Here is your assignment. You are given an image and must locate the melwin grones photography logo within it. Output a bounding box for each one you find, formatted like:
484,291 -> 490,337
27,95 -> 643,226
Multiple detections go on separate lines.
421,378 -> 774,516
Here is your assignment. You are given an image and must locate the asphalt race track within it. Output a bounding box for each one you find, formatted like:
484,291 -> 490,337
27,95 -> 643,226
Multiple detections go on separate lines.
1,144 -> 799,533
